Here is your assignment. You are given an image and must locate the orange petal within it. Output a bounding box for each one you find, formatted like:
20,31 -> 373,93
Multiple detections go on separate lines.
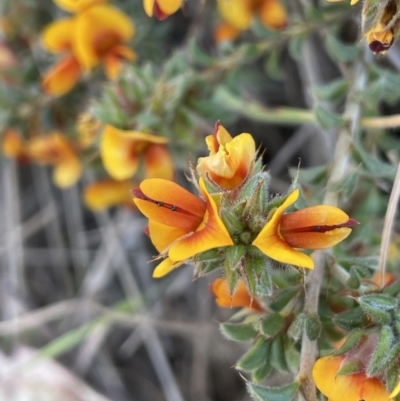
148,220 -> 187,252
211,278 -> 263,311
144,144 -> 174,180
214,22 -> 240,43
100,125 -> 166,180
313,356 -> 389,401
217,0 -> 253,30
53,0 -> 107,13
259,0 -> 287,30
42,56 -> 81,96
41,19 -> 75,53
133,178 -> 206,230
74,5 -> 134,71
53,156 -> 82,188
168,178 -> 233,261
252,189 -> 314,269
83,179 -> 133,210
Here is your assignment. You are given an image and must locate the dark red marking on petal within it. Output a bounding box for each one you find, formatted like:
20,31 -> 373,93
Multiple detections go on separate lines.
369,39 -> 393,53
144,226 -> 150,236
132,186 -> 199,217
283,219 -> 359,234
213,120 -> 221,150
154,2 -> 169,20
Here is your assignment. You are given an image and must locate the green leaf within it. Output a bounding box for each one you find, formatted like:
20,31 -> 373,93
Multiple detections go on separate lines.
187,38 -> 215,67
367,326 -> 394,376
325,35 -> 359,63
337,359 -> 363,376
288,35 -> 305,61
287,313 -> 305,342
270,336 -> 288,371
270,288 -> 298,312
314,78 -> 349,103
333,307 -> 368,331
221,323 -> 257,342
314,105 -> 346,130
236,337 -> 271,372
252,359 -> 272,383
260,313 -> 285,338
247,381 -> 299,401
334,329 -> 367,356
305,313 -> 321,341
358,294 -> 397,324
264,49 -> 284,80
331,170 -> 358,202
256,263 -> 274,296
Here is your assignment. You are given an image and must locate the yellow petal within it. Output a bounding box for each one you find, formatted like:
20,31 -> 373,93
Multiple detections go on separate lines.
41,19 -> 75,53
313,356 -> 390,401
42,56 -> 81,96
143,0 -> 155,16
217,0 -> 253,30
168,178 -> 233,261
53,156 -> 82,188
153,257 -> 182,278
83,179 -> 133,210
144,144 -> 174,180
74,5 -> 134,71
252,189 -> 314,269
100,125 -> 166,180
53,0 -> 107,13
148,220 -> 188,252
156,0 -> 183,15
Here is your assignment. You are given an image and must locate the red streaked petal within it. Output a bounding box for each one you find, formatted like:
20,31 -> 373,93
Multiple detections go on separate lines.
168,178 -> 233,261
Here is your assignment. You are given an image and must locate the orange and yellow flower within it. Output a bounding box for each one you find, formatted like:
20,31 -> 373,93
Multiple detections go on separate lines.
100,125 -> 174,181
143,0 -> 183,20
211,278 -> 264,311
27,133 -> 82,188
197,123 -> 256,190
133,178 -> 234,277
313,355 -> 394,401
252,189 -> 357,269
84,179 -> 134,210
53,0 -> 107,13
215,0 -> 287,42
42,4 -> 136,96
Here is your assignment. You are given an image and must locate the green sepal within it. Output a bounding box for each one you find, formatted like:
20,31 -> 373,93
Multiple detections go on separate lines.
247,380 -> 299,401
287,313 -> 305,342
256,262 -> 274,296
347,267 -> 361,289
270,288 -> 298,312
220,322 -> 257,342
223,257 -> 239,293
236,336 -> 271,372
220,208 -> 245,235
333,307 -> 368,331
252,359 -> 272,383
333,329 -> 367,356
243,256 -> 257,295
195,259 -> 223,276
226,245 -> 246,269
304,313 -> 321,341
270,336 -> 288,372
337,359 -> 363,376
260,313 -> 285,338
367,326 -> 394,376
386,363 -> 400,395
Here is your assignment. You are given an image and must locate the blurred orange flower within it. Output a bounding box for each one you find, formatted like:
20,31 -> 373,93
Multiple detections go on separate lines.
211,278 -> 263,311
197,123 -> 256,190
84,179 -> 134,210
2,129 -> 29,163
143,0 -> 183,20
42,5 -> 136,96
100,125 -> 174,181
215,0 -> 287,42
133,178 -> 233,277
252,189 -> 357,269
53,0 -> 107,13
